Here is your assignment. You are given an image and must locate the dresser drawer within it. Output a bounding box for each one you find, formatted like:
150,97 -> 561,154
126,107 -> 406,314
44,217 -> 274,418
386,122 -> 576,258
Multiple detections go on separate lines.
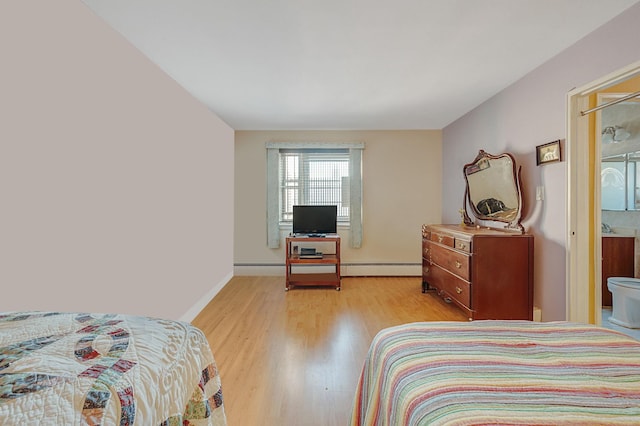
430,231 -> 454,247
430,245 -> 470,281
422,239 -> 431,258
422,262 -> 435,287
422,263 -> 432,279
426,263 -> 471,308
455,237 -> 472,253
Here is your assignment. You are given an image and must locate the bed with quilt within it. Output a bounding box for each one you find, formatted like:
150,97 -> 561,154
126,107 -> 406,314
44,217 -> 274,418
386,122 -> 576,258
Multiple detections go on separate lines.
351,321 -> 640,425
0,311 -> 226,425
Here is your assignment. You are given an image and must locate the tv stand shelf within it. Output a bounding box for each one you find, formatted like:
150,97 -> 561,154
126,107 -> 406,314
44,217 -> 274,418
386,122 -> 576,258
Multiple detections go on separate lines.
285,235 -> 341,290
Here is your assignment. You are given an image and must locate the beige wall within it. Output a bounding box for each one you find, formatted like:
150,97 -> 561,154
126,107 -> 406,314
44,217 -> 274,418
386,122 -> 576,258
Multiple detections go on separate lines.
0,0 -> 234,321
235,130 -> 442,276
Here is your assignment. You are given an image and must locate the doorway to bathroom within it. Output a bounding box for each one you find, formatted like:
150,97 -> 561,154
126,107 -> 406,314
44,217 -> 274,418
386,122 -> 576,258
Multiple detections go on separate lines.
598,84 -> 640,339
567,60 -> 640,340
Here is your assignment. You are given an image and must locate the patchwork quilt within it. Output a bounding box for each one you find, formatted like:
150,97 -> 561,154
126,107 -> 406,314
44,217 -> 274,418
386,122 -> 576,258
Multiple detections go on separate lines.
351,321 -> 640,425
0,311 -> 226,425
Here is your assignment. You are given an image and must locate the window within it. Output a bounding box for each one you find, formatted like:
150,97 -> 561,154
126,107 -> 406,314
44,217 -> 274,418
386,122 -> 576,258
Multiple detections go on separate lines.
266,142 -> 363,248
279,149 -> 349,224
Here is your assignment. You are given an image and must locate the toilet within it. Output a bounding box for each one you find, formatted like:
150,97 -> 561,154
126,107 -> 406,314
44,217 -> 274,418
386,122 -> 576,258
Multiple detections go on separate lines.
607,277 -> 640,328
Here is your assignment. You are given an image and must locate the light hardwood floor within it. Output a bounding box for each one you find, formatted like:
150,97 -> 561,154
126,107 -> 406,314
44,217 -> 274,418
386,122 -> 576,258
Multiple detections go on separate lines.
192,276 -> 467,426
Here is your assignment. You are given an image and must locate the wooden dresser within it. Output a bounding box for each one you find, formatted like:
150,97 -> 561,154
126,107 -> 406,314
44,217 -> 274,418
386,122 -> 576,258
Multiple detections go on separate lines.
422,224 -> 534,320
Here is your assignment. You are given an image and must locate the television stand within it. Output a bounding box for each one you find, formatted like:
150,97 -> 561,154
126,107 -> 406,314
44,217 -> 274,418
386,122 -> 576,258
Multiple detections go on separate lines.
285,235 -> 341,291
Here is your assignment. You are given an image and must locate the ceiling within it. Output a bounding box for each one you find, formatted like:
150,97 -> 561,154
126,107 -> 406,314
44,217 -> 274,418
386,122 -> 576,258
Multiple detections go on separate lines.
82,0 -> 639,130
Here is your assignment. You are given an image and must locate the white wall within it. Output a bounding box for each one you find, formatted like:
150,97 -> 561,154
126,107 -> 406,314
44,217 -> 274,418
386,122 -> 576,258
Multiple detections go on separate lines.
442,3 -> 640,321
235,130 -> 441,276
0,0 -> 234,321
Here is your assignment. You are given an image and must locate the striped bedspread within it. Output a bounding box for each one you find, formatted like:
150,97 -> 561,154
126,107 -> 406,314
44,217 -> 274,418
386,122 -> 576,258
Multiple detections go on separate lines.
350,321 -> 640,425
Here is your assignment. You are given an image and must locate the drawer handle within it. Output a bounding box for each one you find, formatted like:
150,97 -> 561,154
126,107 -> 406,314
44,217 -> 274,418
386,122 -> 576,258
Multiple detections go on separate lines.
424,266 -> 430,273
459,243 -> 466,249
455,260 -> 462,268
444,297 -> 452,304
455,286 -> 462,294
438,236 -> 444,243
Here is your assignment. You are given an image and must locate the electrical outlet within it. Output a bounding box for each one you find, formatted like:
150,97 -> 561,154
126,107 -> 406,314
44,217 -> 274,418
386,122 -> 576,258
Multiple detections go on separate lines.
536,186 -> 544,201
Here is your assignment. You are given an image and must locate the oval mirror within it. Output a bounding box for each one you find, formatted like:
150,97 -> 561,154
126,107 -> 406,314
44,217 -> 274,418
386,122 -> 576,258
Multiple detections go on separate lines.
462,150 -> 524,233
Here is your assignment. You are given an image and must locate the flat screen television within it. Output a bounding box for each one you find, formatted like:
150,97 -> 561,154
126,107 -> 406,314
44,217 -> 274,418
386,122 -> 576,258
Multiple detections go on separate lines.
292,205 -> 337,236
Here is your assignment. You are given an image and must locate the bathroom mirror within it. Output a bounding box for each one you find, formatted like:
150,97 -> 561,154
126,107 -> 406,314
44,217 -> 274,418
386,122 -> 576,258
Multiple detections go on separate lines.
462,150 -> 524,233
601,151 -> 640,211
600,95 -> 640,211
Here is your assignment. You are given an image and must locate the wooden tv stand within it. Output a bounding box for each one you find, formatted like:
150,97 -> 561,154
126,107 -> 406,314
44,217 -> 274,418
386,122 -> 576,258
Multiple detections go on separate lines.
285,235 -> 341,290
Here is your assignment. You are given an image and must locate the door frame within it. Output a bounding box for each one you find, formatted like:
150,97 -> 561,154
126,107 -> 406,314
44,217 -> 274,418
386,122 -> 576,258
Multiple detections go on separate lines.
566,61 -> 640,323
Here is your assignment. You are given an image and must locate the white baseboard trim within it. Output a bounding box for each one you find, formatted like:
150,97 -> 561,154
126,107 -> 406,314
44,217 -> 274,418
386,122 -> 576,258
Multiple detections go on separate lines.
234,264 -> 284,276
234,263 -> 421,277
343,263 -> 421,276
180,271 -> 233,323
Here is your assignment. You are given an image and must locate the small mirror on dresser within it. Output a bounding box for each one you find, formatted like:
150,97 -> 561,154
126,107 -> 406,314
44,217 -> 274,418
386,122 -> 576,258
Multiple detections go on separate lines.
462,150 -> 524,233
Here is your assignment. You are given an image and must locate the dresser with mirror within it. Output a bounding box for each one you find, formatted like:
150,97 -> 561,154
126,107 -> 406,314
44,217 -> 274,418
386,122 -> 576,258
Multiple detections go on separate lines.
422,150 -> 534,320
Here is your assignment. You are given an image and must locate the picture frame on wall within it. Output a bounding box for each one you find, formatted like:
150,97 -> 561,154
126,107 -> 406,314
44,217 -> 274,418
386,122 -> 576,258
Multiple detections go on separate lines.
536,140 -> 562,165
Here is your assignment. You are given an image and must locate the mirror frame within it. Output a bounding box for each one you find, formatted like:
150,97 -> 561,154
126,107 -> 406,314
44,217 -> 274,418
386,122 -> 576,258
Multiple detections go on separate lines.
462,150 -> 524,233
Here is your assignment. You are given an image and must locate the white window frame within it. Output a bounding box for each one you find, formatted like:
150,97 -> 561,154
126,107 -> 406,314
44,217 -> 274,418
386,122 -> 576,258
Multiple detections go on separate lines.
266,142 -> 364,248
279,148 -> 350,224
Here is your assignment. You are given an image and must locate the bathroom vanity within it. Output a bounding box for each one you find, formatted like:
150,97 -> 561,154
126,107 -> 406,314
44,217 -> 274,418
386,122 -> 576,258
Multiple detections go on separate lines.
602,235 -> 635,307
